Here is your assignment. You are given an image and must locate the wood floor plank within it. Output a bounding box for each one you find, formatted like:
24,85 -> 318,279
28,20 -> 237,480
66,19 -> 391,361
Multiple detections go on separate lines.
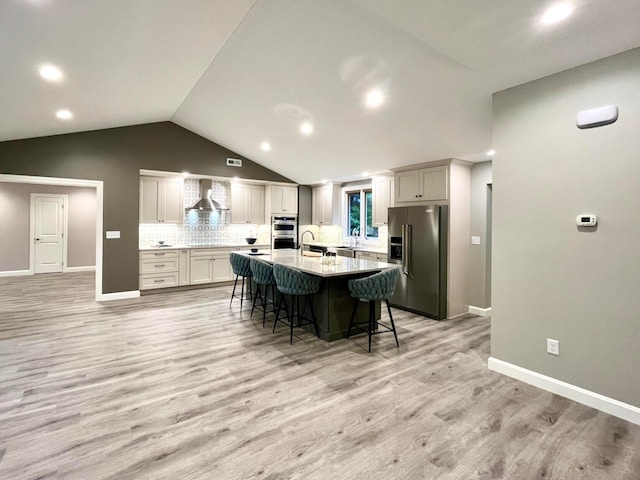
0,272 -> 639,479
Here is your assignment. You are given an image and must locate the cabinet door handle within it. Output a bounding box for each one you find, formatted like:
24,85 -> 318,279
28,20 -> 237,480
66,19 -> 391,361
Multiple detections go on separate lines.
154,264 -> 165,268
154,279 -> 165,283
154,253 -> 165,256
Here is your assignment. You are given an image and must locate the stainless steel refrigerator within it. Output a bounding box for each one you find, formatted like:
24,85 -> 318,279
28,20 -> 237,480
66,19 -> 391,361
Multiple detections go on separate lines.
388,205 -> 448,319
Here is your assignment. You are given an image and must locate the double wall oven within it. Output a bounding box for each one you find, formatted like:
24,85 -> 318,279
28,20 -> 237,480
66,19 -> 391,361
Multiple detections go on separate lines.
271,215 -> 298,250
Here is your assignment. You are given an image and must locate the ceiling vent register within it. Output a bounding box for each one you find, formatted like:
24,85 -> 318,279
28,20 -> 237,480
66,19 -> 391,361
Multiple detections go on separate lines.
227,158 -> 242,167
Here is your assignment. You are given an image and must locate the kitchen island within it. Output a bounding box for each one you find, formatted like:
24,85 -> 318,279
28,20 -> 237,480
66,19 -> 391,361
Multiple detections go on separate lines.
238,249 -> 396,342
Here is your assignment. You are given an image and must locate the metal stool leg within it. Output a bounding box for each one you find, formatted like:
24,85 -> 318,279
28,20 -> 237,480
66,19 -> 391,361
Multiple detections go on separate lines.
273,295 -> 284,333
251,283 -> 261,317
347,299 -> 358,339
261,285 -> 268,327
230,275 -> 239,306
386,300 -> 399,348
368,300 -> 375,353
240,276 -> 246,309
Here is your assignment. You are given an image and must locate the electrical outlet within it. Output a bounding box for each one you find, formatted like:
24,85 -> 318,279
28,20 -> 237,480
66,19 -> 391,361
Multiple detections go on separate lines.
547,338 -> 559,355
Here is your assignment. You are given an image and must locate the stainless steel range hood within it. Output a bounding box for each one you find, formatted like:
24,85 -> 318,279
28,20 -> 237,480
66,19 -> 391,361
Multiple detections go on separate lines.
186,179 -> 229,211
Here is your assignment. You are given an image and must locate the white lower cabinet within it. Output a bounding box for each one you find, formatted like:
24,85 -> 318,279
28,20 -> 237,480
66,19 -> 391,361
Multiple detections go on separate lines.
355,251 -> 388,262
139,250 -> 180,290
178,249 -> 190,286
190,255 -> 214,285
140,247 -> 232,290
189,249 -> 232,285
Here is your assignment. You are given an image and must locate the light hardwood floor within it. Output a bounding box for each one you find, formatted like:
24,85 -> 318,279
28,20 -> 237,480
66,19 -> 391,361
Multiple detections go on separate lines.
1,272 -> 639,480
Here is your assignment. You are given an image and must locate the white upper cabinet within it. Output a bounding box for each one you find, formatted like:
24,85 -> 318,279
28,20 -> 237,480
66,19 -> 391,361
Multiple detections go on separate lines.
230,183 -> 265,224
395,165 -> 448,203
140,176 -> 184,223
372,175 -> 394,225
312,183 -> 341,225
270,185 -> 298,214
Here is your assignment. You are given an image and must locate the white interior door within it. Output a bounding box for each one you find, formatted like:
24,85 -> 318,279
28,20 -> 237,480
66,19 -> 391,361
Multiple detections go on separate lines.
33,195 -> 66,274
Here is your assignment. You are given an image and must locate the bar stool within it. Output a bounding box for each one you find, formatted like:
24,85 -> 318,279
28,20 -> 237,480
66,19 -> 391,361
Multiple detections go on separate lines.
229,252 -> 252,309
347,267 -> 400,353
249,257 -> 277,327
272,264 -> 321,344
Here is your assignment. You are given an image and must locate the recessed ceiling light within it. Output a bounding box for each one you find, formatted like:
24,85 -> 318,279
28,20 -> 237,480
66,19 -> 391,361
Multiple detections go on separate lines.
487,149 -> 495,156
260,142 -> 271,152
321,179 -> 328,184
55,109 -> 73,120
365,88 -> 385,109
181,171 -> 189,177
299,121 -> 314,136
540,2 -> 574,25
39,64 -> 63,82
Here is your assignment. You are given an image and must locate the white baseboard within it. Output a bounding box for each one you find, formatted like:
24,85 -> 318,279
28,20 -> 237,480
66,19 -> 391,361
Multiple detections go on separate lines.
65,266 -> 96,273
469,305 -> 492,316
96,290 -> 140,302
488,357 -> 640,426
0,269 -> 32,277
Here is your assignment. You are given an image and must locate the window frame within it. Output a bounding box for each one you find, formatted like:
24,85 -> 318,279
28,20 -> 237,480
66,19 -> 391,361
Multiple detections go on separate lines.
344,186 -> 378,239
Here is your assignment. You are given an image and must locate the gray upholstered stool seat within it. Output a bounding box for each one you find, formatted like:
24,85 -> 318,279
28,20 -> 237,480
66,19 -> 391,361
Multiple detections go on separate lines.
347,267 -> 400,352
272,263 -> 321,344
229,252 -> 253,309
249,257 -> 277,327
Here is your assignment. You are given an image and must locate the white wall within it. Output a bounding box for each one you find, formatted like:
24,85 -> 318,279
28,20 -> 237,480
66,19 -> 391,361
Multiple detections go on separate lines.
492,48 -> 640,407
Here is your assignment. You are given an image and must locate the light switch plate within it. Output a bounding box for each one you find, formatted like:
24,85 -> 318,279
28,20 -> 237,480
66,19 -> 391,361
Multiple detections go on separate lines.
105,231 -> 120,239
471,236 -> 481,245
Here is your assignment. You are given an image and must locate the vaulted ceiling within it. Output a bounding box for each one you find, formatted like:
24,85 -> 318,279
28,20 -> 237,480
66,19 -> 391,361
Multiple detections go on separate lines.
2,0 -> 640,184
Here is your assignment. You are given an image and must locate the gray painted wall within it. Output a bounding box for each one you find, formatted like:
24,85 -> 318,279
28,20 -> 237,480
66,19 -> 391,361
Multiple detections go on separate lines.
0,122 -> 292,293
0,183 -> 96,271
468,161 -> 492,308
492,48 -> 640,407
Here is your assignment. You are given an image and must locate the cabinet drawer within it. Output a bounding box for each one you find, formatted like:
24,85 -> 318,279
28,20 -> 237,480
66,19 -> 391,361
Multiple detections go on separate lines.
140,250 -> 179,260
139,258 -> 179,274
190,248 -> 231,257
140,272 -> 180,290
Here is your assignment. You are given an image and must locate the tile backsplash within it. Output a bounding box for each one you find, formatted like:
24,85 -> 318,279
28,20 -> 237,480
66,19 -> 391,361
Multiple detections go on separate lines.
139,179 -> 270,247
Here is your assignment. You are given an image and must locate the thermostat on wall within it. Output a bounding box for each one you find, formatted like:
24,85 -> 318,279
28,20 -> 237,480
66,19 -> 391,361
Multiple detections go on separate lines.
576,215 -> 597,227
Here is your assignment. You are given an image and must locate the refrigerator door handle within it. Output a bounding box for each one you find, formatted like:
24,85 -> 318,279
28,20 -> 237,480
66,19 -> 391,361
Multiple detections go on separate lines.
406,224 -> 412,278
402,225 -> 407,275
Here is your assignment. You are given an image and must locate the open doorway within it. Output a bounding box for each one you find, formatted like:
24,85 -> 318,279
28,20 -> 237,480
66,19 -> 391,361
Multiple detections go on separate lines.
0,174 -> 104,300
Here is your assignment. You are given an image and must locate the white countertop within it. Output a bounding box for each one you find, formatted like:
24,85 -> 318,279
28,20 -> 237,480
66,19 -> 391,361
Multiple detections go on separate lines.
140,243 -> 269,251
238,249 -> 396,277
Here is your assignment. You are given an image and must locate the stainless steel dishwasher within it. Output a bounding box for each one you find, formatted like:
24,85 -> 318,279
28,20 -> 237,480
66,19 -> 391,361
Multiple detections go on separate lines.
334,247 -> 355,258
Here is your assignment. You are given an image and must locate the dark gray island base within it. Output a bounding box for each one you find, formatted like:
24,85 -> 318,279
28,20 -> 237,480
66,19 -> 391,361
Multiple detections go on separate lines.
239,250 -> 392,342
309,273 -> 381,342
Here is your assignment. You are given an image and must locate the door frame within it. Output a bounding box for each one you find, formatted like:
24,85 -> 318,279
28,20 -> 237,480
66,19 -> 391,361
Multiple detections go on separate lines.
30,193 -> 69,275
0,174 -> 104,300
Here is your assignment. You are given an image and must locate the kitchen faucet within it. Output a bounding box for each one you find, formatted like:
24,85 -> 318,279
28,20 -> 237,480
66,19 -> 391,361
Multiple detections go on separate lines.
300,230 -> 315,256
351,227 -> 360,247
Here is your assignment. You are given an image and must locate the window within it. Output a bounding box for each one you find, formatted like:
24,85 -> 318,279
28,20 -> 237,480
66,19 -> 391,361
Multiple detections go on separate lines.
346,189 -> 378,238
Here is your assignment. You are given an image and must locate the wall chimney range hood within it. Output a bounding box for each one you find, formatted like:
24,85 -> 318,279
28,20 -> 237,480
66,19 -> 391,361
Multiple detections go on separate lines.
187,179 -> 229,211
